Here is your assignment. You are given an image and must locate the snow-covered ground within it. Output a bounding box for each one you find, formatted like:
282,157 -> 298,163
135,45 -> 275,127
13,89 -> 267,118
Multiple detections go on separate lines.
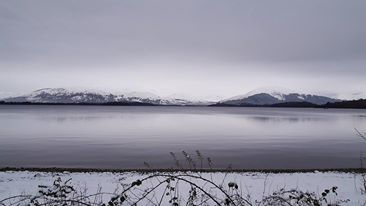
0,171 -> 365,205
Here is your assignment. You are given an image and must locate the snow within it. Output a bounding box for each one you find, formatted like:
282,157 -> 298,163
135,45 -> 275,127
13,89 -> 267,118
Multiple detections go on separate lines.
0,171 -> 365,205
31,88 -> 110,96
298,95 -> 305,100
164,93 -> 220,103
220,87 -> 339,103
222,87 -> 296,102
124,91 -> 161,100
32,88 -> 69,95
10,88 -> 199,105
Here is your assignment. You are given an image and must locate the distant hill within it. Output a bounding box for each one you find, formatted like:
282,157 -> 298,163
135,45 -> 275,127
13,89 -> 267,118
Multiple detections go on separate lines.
323,99 -> 366,109
1,88 -> 365,109
1,88 -> 212,106
212,99 -> 366,109
217,89 -> 340,106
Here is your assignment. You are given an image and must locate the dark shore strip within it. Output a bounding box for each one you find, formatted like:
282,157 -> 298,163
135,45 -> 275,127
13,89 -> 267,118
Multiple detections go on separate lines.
0,102 -> 205,107
1,99 -> 366,108
0,101 -> 157,106
1,167 -> 366,174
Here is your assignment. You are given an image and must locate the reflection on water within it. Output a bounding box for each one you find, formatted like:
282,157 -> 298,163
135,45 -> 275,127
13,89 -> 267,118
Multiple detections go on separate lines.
0,105 -> 366,169
248,116 -> 328,123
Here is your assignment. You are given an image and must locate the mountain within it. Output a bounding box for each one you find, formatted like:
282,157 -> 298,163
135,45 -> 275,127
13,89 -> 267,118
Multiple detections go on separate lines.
2,88 -> 211,106
163,93 -> 216,106
1,88 -> 357,107
216,90 -> 340,106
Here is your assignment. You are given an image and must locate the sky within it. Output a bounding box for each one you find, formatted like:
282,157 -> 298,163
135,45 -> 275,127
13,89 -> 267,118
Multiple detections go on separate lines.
0,0 -> 366,100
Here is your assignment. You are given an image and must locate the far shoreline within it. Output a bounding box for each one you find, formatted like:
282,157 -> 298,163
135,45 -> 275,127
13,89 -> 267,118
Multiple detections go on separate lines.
0,101 -> 366,109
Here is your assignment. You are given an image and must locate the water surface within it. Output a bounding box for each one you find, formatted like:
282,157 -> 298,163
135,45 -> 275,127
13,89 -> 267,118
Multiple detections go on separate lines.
0,105 -> 366,169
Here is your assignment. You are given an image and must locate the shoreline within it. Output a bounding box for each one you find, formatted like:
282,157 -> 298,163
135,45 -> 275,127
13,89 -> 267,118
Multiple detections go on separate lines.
1,101 -> 366,109
1,167 -> 366,174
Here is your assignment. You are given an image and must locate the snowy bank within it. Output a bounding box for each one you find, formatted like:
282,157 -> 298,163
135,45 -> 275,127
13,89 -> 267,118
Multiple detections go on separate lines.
0,171 -> 365,205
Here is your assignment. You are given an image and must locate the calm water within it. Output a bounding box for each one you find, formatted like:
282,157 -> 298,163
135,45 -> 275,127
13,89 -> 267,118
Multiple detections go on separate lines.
1,105 -> 366,169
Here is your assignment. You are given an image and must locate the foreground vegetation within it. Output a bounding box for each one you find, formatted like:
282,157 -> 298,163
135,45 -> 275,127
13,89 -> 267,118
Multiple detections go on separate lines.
0,151 -> 354,206
0,173 -> 345,206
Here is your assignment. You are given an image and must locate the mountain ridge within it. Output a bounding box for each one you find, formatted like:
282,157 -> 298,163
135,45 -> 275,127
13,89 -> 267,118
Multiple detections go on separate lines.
1,87 -> 358,108
219,91 -> 340,106
1,88 -> 213,106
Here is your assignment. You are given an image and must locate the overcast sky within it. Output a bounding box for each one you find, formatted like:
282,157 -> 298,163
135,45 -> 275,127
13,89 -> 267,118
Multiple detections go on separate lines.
0,0 -> 365,100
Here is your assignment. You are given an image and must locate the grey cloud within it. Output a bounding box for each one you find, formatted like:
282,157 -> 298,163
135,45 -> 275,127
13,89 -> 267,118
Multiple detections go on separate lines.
1,1 -> 366,64
0,0 -> 365,98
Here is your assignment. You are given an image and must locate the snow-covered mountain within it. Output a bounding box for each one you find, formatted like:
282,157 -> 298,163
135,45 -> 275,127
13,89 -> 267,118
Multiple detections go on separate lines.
1,88 -> 211,106
1,88 -> 343,106
163,93 -> 217,105
219,89 -> 341,106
